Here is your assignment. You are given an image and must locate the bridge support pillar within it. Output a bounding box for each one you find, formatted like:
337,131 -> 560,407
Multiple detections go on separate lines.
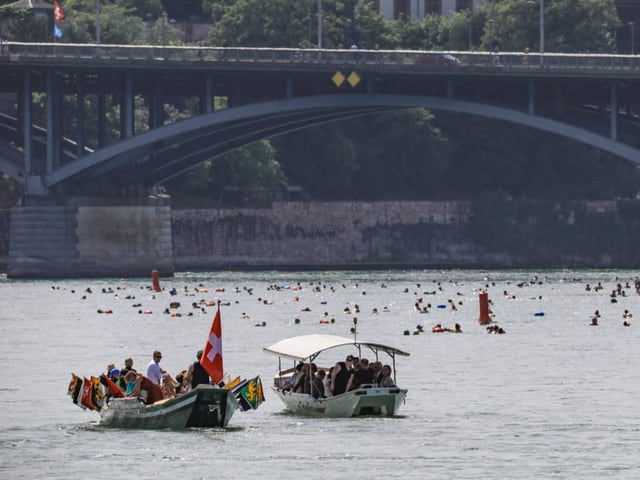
7,198 -> 174,278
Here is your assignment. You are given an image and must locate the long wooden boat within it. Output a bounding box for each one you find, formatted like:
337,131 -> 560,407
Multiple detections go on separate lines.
264,334 -> 409,418
99,384 -> 238,429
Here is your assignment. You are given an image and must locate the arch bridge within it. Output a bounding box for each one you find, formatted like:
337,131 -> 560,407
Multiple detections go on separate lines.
1,43 -> 640,198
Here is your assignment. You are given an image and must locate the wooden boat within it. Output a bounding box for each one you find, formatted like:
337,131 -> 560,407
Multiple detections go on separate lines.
264,334 -> 409,417
99,384 -> 238,429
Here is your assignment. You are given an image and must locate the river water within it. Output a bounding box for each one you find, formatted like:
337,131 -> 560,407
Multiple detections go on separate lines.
0,269 -> 639,479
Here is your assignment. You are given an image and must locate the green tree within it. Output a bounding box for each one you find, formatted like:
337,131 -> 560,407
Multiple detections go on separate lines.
0,5 -> 52,41
206,0 -> 314,47
60,0 -> 146,44
164,140 -> 287,205
478,0 -> 619,53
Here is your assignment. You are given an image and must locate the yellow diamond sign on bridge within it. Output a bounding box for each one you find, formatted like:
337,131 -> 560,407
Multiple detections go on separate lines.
332,71 -> 345,87
347,71 -> 361,87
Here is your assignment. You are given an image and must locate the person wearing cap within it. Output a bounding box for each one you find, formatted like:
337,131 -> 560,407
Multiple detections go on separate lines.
186,350 -> 211,389
109,368 -> 121,384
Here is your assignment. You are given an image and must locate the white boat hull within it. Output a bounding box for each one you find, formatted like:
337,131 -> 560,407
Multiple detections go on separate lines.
271,385 -> 407,417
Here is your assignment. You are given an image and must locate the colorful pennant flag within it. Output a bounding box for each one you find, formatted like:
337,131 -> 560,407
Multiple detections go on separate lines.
200,305 -> 224,385
54,24 -> 63,39
90,376 -> 105,411
99,374 -> 125,398
67,373 -> 85,410
80,377 -> 95,410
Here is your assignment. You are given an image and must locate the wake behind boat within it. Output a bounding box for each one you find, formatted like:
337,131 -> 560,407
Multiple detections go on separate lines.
264,334 -> 409,417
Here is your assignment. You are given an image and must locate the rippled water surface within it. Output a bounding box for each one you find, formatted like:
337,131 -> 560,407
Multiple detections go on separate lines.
1,269 -> 639,479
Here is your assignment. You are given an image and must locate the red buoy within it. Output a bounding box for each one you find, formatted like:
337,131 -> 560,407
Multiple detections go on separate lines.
151,269 -> 161,292
478,291 -> 491,324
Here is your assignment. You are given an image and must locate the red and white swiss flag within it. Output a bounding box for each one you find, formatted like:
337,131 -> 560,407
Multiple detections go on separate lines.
201,305 -> 224,385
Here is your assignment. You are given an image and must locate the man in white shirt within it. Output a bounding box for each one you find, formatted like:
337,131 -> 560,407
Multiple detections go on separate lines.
146,350 -> 166,385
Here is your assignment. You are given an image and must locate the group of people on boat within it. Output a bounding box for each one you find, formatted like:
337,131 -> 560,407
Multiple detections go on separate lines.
281,355 -> 396,400
105,350 -> 214,405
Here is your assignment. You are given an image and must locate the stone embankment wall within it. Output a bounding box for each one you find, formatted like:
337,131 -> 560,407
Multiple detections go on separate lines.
8,204 -> 173,278
172,201 -> 490,270
0,209 -> 10,271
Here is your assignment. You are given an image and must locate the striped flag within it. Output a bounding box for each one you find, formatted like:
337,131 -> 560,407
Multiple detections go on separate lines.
67,373 -> 85,409
80,377 -> 95,410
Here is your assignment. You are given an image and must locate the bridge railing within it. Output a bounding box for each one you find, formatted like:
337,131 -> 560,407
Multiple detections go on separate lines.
2,42 -> 640,72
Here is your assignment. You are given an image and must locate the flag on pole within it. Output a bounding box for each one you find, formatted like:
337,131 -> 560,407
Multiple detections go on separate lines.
200,305 -> 224,385
54,24 -> 63,39
54,1 -> 65,24
67,373 -> 85,409
235,376 -> 265,411
80,377 -> 95,410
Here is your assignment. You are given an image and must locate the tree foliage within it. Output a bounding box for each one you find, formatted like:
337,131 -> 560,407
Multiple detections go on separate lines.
478,0 -> 620,53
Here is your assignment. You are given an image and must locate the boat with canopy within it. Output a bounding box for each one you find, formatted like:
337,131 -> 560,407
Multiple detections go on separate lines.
264,334 -> 409,417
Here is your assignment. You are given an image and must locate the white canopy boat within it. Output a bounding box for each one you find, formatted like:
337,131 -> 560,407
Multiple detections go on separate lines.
264,334 -> 409,417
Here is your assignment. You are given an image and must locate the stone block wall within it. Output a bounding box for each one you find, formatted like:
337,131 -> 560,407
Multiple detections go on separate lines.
172,201 -> 484,269
8,203 -> 174,278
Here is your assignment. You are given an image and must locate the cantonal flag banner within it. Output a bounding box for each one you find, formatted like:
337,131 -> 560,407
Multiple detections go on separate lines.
67,373 -> 85,409
80,377 -> 95,410
239,376 -> 265,410
200,306 -> 224,385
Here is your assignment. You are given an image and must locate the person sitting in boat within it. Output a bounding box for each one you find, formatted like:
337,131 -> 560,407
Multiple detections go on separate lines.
175,370 -> 189,394
146,351 -> 166,385
186,350 -> 211,389
310,365 -> 325,399
370,361 -> 382,383
109,369 -> 122,389
347,358 -> 375,391
118,357 -> 136,389
120,357 -> 136,377
124,370 -> 138,395
281,363 -> 304,391
321,368 -> 333,398
161,374 -> 180,399
329,361 -> 349,396
294,363 -> 324,399
377,365 -> 395,388
292,363 -> 311,392
127,374 -> 164,404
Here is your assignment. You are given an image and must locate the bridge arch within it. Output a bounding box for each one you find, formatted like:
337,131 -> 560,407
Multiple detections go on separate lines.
11,94 -> 640,192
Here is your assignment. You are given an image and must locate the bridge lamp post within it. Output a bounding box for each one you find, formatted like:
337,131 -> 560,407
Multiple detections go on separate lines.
528,0 -> 544,64
95,0 -> 101,45
539,0 -> 544,55
162,12 -> 167,48
316,0 -> 323,49
466,17 -> 472,50
630,22 -> 635,55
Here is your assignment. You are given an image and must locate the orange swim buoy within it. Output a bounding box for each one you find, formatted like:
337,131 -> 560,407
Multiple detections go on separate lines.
151,269 -> 161,292
478,291 -> 491,325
